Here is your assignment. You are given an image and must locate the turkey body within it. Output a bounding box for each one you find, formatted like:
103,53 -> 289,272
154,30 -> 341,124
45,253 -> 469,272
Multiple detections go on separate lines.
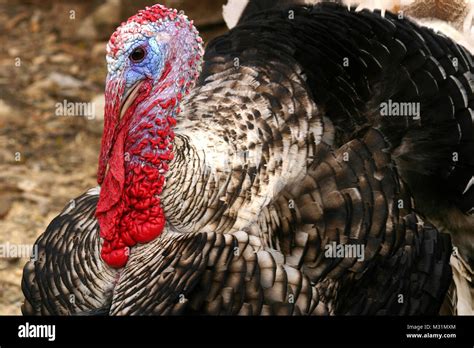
22,3 -> 473,315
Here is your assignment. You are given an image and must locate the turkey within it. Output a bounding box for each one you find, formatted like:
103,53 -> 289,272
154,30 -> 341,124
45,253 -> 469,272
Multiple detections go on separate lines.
21,1 -> 473,315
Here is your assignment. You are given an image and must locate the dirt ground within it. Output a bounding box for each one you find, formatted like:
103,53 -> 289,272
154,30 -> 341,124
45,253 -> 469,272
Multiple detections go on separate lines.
0,0 -> 226,315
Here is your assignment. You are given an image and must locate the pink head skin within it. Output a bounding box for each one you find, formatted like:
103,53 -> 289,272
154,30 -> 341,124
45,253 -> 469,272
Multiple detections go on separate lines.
96,5 -> 203,268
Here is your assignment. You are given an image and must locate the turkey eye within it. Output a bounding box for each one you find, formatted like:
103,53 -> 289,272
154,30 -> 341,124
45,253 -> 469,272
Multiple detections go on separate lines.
130,47 -> 146,62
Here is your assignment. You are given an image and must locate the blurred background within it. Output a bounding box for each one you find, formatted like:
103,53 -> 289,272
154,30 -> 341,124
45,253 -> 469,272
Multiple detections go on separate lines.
0,0 -> 228,315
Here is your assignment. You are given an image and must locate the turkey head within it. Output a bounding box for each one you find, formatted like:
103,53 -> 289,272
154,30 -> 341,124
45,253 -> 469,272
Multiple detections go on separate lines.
95,5 -> 203,268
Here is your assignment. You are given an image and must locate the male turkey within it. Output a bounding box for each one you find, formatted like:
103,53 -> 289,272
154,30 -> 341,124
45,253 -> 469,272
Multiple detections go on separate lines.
21,1 -> 473,315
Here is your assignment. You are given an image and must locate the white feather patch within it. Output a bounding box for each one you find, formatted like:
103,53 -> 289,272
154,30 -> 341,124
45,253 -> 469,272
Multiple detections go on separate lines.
462,176 -> 474,195
87,186 -> 101,196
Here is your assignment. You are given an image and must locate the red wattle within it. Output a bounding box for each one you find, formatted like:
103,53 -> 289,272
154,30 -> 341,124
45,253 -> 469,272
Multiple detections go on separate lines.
96,113 -> 174,268
101,241 -> 129,268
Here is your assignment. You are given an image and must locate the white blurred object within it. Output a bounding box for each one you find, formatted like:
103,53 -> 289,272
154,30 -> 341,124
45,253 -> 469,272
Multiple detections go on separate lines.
223,0 -> 249,29
344,0 -> 414,13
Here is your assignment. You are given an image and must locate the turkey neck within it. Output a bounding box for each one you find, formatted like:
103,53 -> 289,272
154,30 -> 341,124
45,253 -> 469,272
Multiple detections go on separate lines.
161,131 -> 246,234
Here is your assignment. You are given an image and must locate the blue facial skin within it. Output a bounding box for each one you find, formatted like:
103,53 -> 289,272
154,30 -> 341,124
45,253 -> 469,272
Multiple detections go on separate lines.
123,37 -> 168,91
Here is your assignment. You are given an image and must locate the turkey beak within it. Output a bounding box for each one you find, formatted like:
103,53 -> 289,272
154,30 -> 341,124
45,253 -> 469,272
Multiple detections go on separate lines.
119,80 -> 144,121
